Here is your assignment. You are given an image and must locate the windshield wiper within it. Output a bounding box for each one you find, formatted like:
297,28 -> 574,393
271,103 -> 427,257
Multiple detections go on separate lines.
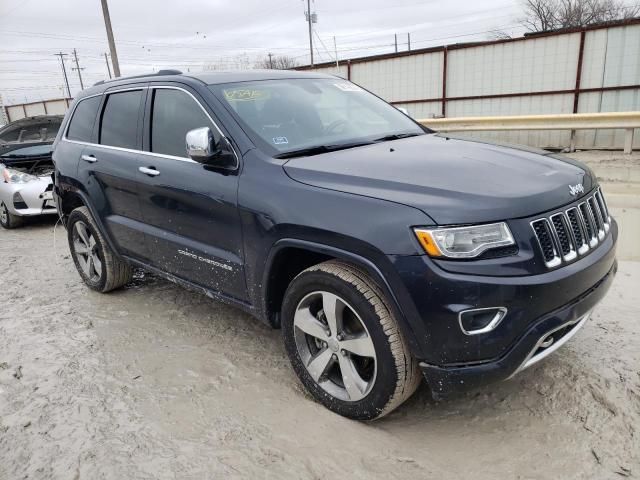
373,132 -> 422,142
0,153 -> 51,159
275,141 -> 374,159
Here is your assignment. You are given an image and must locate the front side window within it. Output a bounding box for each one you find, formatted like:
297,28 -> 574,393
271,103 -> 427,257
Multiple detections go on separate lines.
150,88 -> 218,158
100,90 -> 142,149
67,96 -> 101,142
211,78 -> 425,154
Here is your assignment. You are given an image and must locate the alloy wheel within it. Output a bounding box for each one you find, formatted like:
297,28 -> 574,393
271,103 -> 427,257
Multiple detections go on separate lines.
72,220 -> 102,282
293,291 -> 377,402
0,203 -> 8,225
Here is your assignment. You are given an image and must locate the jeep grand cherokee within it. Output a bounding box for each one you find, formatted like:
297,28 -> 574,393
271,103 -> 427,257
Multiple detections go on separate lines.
52,70 -> 617,420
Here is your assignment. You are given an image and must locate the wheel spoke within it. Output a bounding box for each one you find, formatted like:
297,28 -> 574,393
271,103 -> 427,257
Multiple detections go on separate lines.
88,235 -> 96,250
337,354 -> 368,401
79,254 -> 91,277
340,335 -> 376,358
91,253 -> 102,278
73,240 -> 89,255
75,223 -> 90,247
321,292 -> 342,336
306,348 -> 334,382
294,308 -> 329,340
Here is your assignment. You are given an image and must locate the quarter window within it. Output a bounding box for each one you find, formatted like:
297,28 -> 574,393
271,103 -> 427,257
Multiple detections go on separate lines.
100,90 -> 142,149
150,89 -> 218,158
66,96 -> 100,142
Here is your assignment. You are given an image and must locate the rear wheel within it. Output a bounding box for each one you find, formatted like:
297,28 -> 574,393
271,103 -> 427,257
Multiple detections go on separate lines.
0,201 -> 24,229
282,260 -> 421,420
67,206 -> 132,292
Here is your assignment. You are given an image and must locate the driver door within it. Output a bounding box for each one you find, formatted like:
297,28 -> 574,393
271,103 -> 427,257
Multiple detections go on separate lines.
136,85 -> 247,302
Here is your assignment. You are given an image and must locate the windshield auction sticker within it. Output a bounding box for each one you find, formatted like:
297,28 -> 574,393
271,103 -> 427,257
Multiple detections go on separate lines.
334,83 -> 363,92
223,89 -> 270,101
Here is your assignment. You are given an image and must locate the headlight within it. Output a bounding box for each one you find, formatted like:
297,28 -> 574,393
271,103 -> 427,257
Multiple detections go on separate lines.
414,222 -> 515,258
1,167 -> 38,184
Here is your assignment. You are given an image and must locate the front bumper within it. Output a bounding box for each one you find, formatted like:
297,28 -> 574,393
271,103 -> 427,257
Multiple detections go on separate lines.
386,218 -> 617,398
2,177 -> 56,216
419,260 -> 615,397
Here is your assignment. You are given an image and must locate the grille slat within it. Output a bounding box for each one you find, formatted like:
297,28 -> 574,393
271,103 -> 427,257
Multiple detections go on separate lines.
532,219 -> 560,267
531,189 -> 611,269
550,213 -> 575,260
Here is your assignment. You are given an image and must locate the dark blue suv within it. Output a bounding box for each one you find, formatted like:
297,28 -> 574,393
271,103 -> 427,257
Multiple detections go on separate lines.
52,70 -> 617,420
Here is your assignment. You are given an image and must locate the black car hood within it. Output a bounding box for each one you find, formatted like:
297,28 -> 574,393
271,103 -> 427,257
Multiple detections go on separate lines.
283,134 -> 595,225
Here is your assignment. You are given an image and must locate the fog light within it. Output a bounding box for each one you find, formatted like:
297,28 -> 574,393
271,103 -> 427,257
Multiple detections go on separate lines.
12,191 -> 28,210
458,307 -> 507,335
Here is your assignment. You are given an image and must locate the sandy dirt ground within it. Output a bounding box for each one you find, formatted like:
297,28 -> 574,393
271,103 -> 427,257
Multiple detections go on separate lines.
1,187 -> 639,479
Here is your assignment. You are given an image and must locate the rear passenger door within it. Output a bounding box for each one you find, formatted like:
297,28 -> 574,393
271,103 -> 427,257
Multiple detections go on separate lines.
136,84 -> 247,301
76,85 -> 149,260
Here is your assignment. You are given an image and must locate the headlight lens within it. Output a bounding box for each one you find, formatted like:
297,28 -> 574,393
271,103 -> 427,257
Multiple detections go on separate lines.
1,167 -> 38,184
414,222 -> 515,258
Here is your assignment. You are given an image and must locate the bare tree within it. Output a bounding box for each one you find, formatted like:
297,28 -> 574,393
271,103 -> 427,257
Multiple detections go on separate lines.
254,54 -> 299,70
522,0 -> 640,31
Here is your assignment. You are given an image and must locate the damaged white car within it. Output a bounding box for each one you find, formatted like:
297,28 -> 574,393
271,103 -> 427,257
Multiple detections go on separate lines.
0,115 -> 61,229
0,143 -> 57,229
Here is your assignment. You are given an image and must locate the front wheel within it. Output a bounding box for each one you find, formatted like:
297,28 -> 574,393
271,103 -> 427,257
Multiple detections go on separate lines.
67,206 -> 132,292
282,260 -> 421,420
0,201 -> 24,229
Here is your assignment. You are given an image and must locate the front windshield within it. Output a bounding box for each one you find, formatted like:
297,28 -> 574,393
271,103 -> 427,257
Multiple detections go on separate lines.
211,78 -> 426,154
0,144 -> 53,158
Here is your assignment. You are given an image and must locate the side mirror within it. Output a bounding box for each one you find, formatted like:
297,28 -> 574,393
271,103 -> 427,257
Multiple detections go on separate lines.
396,106 -> 410,117
186,127 -> 236,169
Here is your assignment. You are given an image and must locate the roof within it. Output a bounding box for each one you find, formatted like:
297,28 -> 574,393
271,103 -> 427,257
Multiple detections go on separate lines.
88,69 -> 334,93
190,69 -> 334,84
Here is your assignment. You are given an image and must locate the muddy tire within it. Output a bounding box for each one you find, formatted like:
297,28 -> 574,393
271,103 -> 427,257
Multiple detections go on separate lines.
282,260 -> 421,420
67,206 -> 132,293
0,201 -> 24,229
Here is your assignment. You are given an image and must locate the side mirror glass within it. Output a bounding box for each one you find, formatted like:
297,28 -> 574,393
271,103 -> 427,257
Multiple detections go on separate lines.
186,127 -> 236,169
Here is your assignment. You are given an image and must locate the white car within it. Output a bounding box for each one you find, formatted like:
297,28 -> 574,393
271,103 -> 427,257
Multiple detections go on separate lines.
0,143 -> 57,229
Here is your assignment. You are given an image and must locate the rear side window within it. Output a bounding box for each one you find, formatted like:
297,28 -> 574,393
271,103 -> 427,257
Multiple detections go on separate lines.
100,90 -> 142,149
150,89 -> 218,158
67,97 -> 101,142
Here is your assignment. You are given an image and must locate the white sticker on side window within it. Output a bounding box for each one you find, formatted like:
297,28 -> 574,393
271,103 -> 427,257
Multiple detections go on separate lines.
272,137 -> 289,145
334,82 -> 363,92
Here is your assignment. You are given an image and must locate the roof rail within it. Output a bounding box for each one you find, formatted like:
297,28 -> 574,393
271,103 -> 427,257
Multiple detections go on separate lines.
93,69 -> 183,87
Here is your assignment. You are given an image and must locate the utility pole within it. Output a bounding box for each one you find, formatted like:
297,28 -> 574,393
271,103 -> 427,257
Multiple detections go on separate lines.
333,36 -> 339,70
394,34 -> 398,53
100,0 -> 121,77
268,52 -> 274,69
54,52 -> 71,98
408,33 -> 411,51
306,0 -> 314,67
72,49 -> 85,90
104,53 -> 112,79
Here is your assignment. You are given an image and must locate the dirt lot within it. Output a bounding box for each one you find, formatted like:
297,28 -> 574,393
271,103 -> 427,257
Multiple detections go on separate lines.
1,179 -> 639,479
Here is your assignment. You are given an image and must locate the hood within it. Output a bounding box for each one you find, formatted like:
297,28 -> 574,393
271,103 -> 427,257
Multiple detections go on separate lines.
283,134 -> 595,225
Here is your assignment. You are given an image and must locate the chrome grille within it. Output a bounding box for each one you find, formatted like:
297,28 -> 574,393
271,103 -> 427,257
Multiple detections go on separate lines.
531,188 -> 611,269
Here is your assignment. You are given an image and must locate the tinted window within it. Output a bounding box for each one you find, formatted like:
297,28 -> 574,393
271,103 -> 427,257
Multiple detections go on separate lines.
100,90 -> 142,149
67,97 -> 101,142
1,120 -> 62,143
151,89 -> 218,158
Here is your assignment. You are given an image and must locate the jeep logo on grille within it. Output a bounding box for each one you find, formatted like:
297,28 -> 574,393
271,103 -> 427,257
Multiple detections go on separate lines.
568,183 -> 584,196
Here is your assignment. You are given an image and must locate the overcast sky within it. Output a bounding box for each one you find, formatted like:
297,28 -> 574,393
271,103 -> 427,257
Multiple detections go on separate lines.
0,0 -> 529,104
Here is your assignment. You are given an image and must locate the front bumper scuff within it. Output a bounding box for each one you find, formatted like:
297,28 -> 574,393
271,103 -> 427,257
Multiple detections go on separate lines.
419,260 -> 616,398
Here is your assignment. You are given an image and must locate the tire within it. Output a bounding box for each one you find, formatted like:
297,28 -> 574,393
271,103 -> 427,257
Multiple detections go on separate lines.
67,206 -> 132,293
282,260 -> 421,420
0,201 -> 24,229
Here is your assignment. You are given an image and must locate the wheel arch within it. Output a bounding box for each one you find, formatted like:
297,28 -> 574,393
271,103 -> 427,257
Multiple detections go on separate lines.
58,187 -> 121,256
262,239 -> 420,356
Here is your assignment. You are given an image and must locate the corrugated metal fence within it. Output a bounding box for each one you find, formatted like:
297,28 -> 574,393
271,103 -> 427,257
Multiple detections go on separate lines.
3,98 -> 71,124
300,19 -> 640,150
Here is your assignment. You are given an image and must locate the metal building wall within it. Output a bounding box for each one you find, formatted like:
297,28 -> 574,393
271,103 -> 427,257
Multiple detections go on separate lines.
302,20 -> 640,150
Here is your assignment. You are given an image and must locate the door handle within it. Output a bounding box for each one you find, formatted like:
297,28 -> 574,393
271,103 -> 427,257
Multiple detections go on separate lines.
139,166 -> 160,177
81,154 -> 97,163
